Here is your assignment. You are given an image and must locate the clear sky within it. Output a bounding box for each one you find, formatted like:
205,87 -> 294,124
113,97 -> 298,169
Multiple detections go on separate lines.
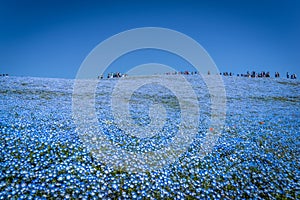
0,0 -> 299,78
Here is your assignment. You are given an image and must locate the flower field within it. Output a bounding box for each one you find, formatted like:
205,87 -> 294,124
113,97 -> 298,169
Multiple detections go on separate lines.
0,76 -> 299,199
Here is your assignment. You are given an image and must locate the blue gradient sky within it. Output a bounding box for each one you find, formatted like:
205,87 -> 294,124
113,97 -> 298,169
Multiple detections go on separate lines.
0,0 -> 299,78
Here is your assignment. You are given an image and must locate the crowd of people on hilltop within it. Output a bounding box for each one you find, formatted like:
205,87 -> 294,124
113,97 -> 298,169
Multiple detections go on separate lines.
222,71 -> 297,79
97,72 -> 128,79
237,71 -> 271,78
165,71 -> 199,75
0,74 -> 9,77
97,70 -> 297,80
221,72 -> 234,76
286,72 -> 297,79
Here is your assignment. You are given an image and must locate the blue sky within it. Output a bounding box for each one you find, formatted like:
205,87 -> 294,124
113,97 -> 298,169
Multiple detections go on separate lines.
0,0 -> 299,78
